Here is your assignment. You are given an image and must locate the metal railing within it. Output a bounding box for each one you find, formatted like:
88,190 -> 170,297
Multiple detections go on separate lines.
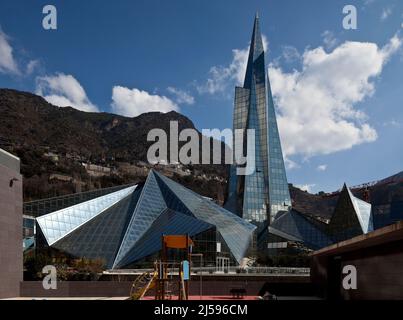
193,266 -> 310,275
104,266 -> 310,276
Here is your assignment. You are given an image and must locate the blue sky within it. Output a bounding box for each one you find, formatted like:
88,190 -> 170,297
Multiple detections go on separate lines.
0,0 -> 402,193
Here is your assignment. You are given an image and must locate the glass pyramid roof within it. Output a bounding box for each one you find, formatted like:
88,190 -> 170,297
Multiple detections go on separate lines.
268,184 -> 375,249
51,188 -> 141,268
115,209 -> 213,268
36,170 -> 257,269
153,171 -> 257,263
37,185 -> 136,245
346,186 -> 373,233
112,172 -> 167,268
269,210 -> 333,250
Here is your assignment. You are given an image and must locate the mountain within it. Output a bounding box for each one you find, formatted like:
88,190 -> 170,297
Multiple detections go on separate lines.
0,88 -> 198,161
291,171 -> 403,228
0,89 -> 226,201
289,185 -> 337,221
1,88 -> 402,227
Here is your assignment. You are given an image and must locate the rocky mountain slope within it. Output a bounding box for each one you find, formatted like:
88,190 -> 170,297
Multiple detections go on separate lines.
0,89 -> 226,201
1,88 -> 401,227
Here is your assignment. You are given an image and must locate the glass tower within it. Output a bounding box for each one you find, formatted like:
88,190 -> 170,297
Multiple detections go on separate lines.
226,14 -> 291,230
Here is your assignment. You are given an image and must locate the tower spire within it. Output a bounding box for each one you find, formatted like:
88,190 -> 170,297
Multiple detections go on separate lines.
251,13 -> 264,58
243,13 -> 265,87
227,14 -> 291,239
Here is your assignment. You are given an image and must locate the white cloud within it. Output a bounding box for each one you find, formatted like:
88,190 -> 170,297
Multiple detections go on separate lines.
285,157 -> 300,170
111,86 -> 179,117
36,73 -> 99,112
321,30 -> 338,50
167,87 -> 195,105
197,32 -> 401,159
0,29 -> 20,75
363,0 -> 375,6
317,164 -> 327,171
26,59 -> 40,75
380,7 -> 392,21
281,45 -> 301,63
270,33 -> 402,158
383,119 -> 401,127
295,184 -> 316,193
196,48 -> 248,95
197,35 -> 268,95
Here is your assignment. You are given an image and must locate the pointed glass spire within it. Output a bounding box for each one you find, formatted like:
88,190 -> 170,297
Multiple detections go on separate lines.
344,184 -> 373,233
227,14 -> 291,251
244,14 -> 265,87
328,184 -> 373,242
251,13 -> 264,61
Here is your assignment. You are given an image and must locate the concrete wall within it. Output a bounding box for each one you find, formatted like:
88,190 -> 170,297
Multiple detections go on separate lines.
339,241 -> 403,300
311,222 -> 403,300
0,148 -> 22,299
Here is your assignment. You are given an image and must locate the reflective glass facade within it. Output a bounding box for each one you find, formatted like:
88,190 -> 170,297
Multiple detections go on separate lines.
155,172 -> 256,264
113,173 -> 167,267
36,170 -> 256,269
328,184 -> 373,243
51,187 -> 141,267
269,210 -> 333,250
23,216 -> 35,251
115,209 -> 213,268
24,184 -> 134,217
36,186 -> 136,245
226,15 -> 291,248
267,184 -> 374,251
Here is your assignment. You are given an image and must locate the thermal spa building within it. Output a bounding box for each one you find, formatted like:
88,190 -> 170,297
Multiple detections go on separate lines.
32,170 -> 256,269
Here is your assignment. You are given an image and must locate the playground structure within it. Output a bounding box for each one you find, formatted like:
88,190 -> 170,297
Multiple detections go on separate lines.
130,234 -> 195,300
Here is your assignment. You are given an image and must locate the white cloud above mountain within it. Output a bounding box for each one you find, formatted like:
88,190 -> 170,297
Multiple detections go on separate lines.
36,73 -> 99,112
111,86 -> 179,117
26,59 -> 40,75
295,183 -> 316,193
270,33 -> 402,158
0,28 -> 40,77
167,87 -> 195,105
0,29 -> 20,75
